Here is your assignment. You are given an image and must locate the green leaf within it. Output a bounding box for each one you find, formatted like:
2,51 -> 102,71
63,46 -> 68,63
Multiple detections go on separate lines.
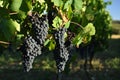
72,33 -> 83,46
67,6 -> 73,19
36,0 -> 45,4
84,23 -> 96,36
86,14 -> 94,21
48,40 -> 55,51
44,39 -> 50,46
0,18 -> 20,41
20,0 -> 32,13
9,0 -> 23,12
0,7 -> 9,17
52,16 -> 62,29
12,20 -> 20,32
76,37 -> 82,47
73,0 -> 82,11
82,35 -> 92,43
17,34 -> 24,40
51,0 -> 63,7
17,10 -> 27,20
64,0 -> 73,10
64,32 -> 67,39
64,21 -> 70,28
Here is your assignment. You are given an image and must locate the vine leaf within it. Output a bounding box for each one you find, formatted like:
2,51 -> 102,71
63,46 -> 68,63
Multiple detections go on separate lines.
51,0 -> 63,7
63,0 -> 73,19
72,32 -> 83,47
20,0 -> 32,13
37,0 -> 45,4
64,0 -> 73,10
8,0 -> 23,12
17,10 -> 27,20
13,21 -> 20,32
0,18 -> 20,41
52,16 -> 62,29
48,40 -> 55,51
73,0 -> 82,11
44,39 -> 50,46
82,35 -> 92,44
64,21 -> 70,28
84,23 -> 96,36
72,23 -> 95,47
0,7 -> 9,17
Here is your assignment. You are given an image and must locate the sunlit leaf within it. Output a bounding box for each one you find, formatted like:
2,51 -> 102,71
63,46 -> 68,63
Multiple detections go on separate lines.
9,0 -> 23,12
44,39 -> 50,46
84,23 -> 96,36
72,32 -> 83,46
12,21 -> 20,32
73,0 -> 82,11
37,0 -> 45,4
48,40 -> 55,51
51,0 -> 63,7
52,16 -> 62,29
64,21 -> 70,28
64,0 -> 73,10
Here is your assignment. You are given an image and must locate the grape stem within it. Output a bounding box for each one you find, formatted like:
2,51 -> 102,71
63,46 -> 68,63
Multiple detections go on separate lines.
71,21 -> 84,30
0,41 -> 10,45
56,7 -> 69,23
9,12 -> 18,15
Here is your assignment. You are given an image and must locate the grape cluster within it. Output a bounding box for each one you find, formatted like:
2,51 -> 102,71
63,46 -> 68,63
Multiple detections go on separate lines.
29,13 -> 49,45
53,27 -> 69,72
20,35 -> 41,72
20,13 -> 49,72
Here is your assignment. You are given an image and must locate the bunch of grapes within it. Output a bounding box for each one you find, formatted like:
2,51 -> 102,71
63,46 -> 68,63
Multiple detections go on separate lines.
20,13 -> 49,72
20,35 -> 41,72
29,13 -> 49,46
53,27 -> 69,73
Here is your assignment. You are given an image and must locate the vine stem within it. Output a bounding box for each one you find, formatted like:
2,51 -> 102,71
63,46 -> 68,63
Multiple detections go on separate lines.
55,7 -> 84,30
9,12 -> 18,15
57,71 -> 62,80
0,41 -> 10,45
70,21 -> 84,30
56,7 -> 69,23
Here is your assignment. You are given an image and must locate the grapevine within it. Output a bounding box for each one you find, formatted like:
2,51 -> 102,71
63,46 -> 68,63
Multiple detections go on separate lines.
0,0 -> 112,80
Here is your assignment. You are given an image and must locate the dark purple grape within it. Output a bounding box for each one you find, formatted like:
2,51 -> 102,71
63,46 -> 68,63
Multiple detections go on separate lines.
53,27 -> 69,73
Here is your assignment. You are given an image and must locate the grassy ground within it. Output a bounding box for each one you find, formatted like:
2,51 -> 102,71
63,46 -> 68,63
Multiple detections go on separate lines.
0,36 -> 120,80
